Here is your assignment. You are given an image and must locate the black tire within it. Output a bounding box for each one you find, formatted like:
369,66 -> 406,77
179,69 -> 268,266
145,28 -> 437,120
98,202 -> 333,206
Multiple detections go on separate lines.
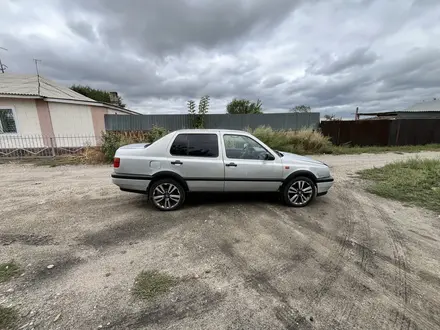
283,176 -> 316,207
149,178 -> 186,211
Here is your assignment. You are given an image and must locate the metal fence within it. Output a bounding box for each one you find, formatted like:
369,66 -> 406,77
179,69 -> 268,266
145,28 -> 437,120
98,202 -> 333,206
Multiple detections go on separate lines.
320,119 -> 440,146
0,135 -> 100,158
105,113 -> 320,131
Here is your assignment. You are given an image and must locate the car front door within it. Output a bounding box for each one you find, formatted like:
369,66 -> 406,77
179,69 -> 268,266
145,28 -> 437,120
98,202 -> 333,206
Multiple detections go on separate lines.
222,134 -> 283,192
167,132 -> 224,192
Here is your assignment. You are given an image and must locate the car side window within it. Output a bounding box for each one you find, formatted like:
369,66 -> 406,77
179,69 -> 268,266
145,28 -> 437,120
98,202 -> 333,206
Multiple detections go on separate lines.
170,134 -> 219,158
223,134 -> 271,160
170,134 -> 188,156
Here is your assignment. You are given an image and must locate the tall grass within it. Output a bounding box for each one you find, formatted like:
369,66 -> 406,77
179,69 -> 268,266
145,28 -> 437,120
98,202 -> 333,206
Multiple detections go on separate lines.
249,126 -> 333,154
358,158 -> 440,212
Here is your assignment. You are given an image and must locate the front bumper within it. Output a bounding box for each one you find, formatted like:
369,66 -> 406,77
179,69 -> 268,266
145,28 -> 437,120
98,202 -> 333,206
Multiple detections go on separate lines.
316,177 -> 334,195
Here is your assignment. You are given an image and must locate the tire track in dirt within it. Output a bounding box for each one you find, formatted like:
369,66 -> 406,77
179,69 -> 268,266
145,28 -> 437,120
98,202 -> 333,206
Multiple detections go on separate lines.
329,188 -> 375,328
262,186 -> 362,327
208,203 -> 315,329
372,204 -> 440,330
218,240 -> 313,330
372,205 -> 412,330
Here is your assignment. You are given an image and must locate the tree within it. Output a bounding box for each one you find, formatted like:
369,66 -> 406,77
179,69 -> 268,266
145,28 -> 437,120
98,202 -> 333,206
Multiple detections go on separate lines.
290,105 -> 311,113
323,114 -> 340,121
187,95 -> 210,128
226,99 -> 263,114
70,85 -> 126,108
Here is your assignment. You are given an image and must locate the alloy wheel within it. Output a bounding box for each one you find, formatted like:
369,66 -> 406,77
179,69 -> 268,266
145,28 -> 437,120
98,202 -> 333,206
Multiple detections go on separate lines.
287,180 -> 313,206
152,183 -> 181,210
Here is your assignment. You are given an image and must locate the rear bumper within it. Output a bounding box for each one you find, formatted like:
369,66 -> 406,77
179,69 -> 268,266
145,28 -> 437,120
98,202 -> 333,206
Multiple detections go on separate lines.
111,173 -> 150,193
316,177 -> 334,195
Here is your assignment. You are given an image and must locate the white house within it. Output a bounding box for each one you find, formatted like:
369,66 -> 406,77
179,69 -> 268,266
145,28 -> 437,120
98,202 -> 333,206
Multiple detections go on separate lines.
0,74 -> 138,148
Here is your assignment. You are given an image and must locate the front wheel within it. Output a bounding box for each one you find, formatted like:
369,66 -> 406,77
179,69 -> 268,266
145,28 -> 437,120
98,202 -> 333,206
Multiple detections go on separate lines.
149,179 -> 185,211
283,176 -> 316,207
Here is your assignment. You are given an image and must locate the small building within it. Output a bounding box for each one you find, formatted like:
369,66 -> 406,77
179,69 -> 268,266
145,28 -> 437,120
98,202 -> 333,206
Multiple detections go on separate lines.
355,99 -> 440,120
0,74 -> 138,148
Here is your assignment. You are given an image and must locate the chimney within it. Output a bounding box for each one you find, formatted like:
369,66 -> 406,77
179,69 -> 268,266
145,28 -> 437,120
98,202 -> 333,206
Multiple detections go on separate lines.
109,92 -> 119,104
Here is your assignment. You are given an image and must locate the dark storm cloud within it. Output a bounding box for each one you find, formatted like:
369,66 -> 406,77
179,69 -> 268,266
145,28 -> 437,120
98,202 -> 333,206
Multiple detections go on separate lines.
308,47 -> 379,76
2,0 -> 440,115
66,20 -> 97,42
65,0 -> 303,56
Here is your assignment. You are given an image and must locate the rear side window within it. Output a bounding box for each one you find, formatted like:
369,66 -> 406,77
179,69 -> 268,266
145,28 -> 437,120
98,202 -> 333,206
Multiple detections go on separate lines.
170,134 -> 219,157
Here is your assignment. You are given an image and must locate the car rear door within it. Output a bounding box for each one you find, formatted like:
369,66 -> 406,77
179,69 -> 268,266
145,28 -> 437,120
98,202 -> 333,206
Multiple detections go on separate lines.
222,133 -> 283,192
167,132 -> 224,191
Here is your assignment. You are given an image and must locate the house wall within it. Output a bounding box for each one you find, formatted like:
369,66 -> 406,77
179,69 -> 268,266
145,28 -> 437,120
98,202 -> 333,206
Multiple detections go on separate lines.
1,98 -> 130,150
0,98 -> 44,148
48,102 -> 97,147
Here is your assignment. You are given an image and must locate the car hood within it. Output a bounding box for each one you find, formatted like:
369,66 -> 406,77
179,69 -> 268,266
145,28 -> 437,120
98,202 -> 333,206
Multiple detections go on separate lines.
279,151 -> 325,166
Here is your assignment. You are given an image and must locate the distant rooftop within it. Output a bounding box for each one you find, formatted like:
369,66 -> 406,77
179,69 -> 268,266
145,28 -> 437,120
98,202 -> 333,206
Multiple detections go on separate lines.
0,73 -> 139,114
0,74 -> 95,102
404,99 -> 440,112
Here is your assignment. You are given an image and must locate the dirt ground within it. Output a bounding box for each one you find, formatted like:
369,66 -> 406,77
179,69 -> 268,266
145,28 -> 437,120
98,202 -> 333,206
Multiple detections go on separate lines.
1,151 -> 440,330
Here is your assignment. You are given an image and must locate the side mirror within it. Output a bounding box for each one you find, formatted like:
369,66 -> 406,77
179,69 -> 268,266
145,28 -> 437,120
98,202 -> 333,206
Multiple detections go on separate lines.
265,153 -> 275,160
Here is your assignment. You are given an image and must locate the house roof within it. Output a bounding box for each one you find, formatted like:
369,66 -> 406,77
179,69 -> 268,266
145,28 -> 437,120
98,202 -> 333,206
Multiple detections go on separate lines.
404,99 -> 440,112
0,74 -> 95,102
0,73 -> 140,114
357,99 -> 440,117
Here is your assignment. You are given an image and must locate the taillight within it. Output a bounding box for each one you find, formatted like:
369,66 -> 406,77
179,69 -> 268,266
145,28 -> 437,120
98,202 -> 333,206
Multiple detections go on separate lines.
113,157 -> 120,168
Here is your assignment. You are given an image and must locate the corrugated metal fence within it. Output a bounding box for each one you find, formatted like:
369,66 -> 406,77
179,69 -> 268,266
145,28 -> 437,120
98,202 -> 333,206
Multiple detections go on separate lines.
105,113 -> 320,131
321,119 -> 440,146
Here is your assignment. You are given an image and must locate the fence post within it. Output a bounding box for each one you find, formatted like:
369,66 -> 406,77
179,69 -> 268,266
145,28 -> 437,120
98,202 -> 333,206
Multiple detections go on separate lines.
337,122 -> 341,145
50,137 -> 55,157
395,120 -> 401,146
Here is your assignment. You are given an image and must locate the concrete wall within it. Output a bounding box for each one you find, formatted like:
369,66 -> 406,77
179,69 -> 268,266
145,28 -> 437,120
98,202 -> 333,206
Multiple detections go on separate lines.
0,98 -> 129,150
0,98 -> 44,148
0,98 -> 42,135
48,102 -> 97,147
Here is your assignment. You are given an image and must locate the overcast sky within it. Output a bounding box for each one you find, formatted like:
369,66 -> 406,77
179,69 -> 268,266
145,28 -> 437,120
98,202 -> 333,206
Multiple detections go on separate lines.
1,0 -> 440,117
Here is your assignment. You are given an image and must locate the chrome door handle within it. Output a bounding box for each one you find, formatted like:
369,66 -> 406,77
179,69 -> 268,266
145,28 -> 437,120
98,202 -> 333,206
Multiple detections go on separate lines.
225,162 -> 237,167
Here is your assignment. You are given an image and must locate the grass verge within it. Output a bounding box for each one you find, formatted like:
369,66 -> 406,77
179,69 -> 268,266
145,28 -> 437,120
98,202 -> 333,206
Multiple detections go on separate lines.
358,158 -> 440,212
0,262 -> 20,283
0,306 -> 19,330
330,144 -> 440,155
132,270 -> 177,300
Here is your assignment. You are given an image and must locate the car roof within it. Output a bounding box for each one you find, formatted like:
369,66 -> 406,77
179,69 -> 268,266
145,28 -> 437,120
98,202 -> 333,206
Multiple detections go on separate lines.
174,129 -> 249,134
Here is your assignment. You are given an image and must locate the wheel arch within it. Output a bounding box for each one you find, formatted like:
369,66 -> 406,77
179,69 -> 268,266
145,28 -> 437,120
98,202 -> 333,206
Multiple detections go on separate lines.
282,170 -> 317,189
147,171 -> 189,194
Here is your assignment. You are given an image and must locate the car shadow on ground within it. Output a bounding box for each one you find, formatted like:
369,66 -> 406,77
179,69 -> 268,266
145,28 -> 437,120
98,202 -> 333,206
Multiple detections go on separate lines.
184,192 -> 282,208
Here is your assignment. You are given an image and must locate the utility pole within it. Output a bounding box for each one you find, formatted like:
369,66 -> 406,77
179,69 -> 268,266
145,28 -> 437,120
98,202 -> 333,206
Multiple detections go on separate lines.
0,47 -> 7,73
33,59 -> 42,95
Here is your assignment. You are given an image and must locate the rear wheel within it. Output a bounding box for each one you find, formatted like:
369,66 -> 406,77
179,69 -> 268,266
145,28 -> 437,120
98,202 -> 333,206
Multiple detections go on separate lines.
283,176 -> 316,207
149,179 -> 185,211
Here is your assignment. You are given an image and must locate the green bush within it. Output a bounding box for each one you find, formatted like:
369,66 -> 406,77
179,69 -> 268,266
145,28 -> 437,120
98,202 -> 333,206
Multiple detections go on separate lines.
101,126 -> 169,162
248,126 -> 332,154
